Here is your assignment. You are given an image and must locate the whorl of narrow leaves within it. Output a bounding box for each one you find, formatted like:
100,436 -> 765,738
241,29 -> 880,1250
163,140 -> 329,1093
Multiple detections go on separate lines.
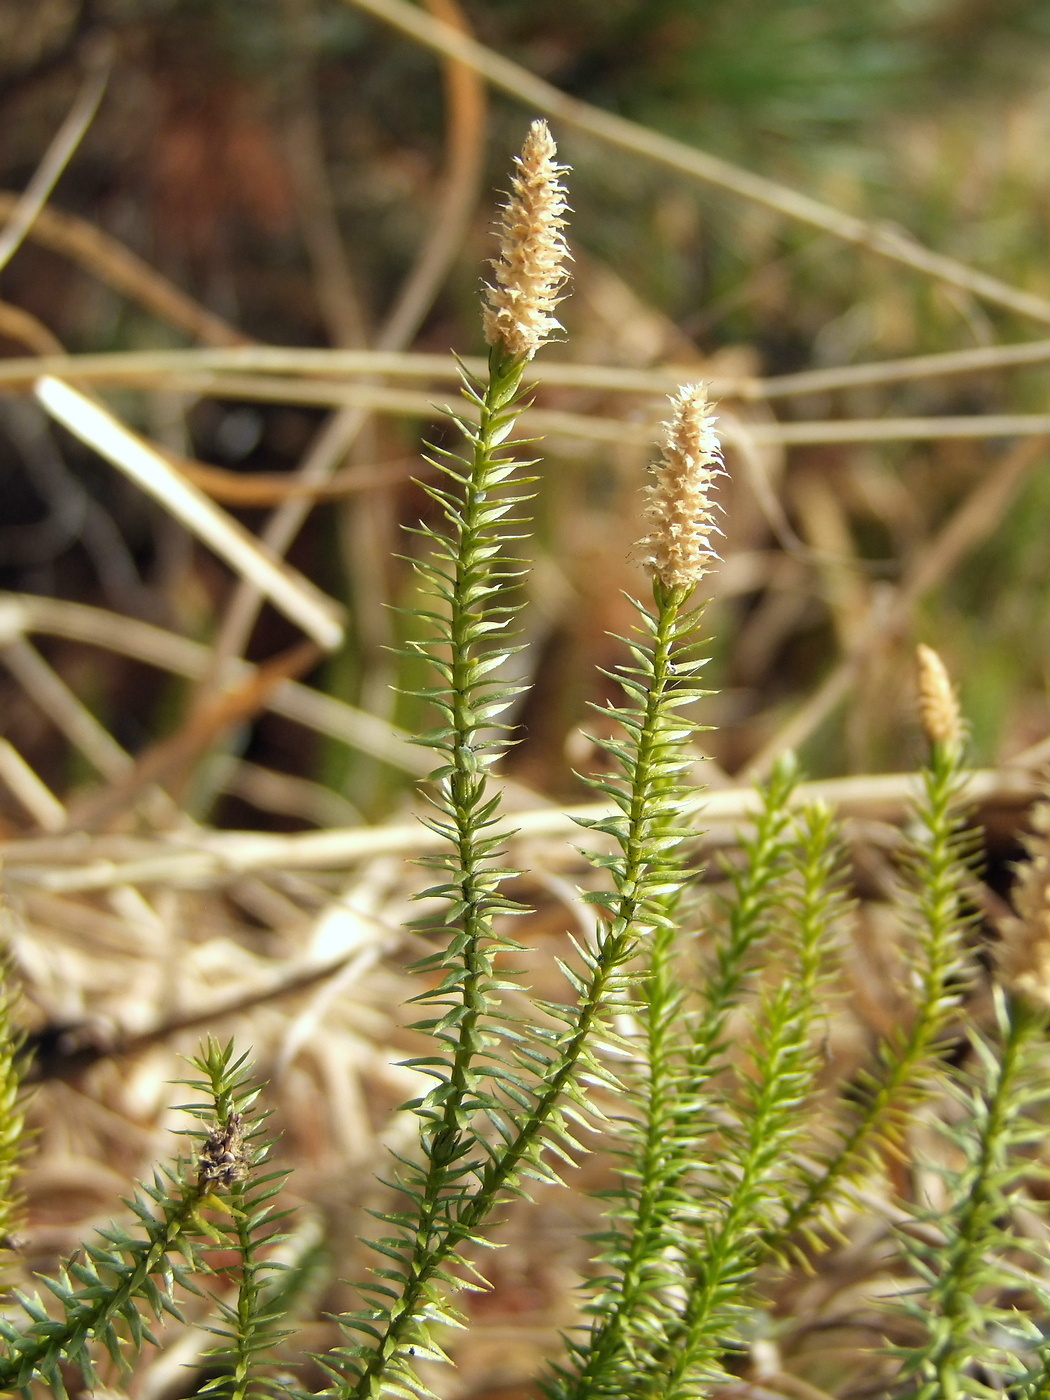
891,993 -> 1050,1398
0,968 -> 25,1281
772,699 -> 976,1249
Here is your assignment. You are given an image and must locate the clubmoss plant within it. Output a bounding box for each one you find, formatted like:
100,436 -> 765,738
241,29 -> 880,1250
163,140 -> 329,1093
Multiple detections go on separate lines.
6,124 -> 1050,1400
0,1040 -> 268,1396
0,972 -> 24,1283
891,991 -> 1049,1400
770,644 -> 976,1251
886,697 -> 1050,1398
641,800 -> 843,1398
544,385 -> 726,1399
552,757 -> 804,1400
316,118 -> 577,1400
195,1045 -> 291,1400
323,163 -> 731,1389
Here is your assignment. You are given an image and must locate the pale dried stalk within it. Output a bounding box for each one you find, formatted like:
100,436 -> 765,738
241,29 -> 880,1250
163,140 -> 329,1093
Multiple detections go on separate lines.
8,338 -> 1050,402
0,636 -> 132,781
21,370 -> 1050,450
0,739 -> 66,832
33,376 -> 345,651
2,767 -> 1037,893
0,195 -> 247,346
0,55 -> 111,275
0,593 -> 426,774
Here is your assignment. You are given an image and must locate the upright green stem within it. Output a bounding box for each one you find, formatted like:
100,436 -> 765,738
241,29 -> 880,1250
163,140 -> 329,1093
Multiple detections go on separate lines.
350,349 -> 529,1396
905,997 -> 1036,1400
636,805 -> 837,1399
352,579 -> 700,1398
566,915 -> 681,1399
223,1179 -> 263,1400
0,979 -> 25,1286
772,738 -> 969,1245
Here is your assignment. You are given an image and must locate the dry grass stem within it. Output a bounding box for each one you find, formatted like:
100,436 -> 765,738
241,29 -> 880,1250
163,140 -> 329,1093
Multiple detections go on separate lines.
0,54 -> 111,274
0,592 -> 426,774
7,336 -> 1050,402
380,0 -> 487,350
0,195 -> 248,346
1,765 -> 1037,894
21,369 -> 1050,454
33,376 -> 346,651
0,739 -> 66,832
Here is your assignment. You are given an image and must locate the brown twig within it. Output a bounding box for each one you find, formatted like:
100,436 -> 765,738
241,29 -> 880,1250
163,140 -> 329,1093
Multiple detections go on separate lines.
0,302 -> 64,355
21,943 -> 379,1082
63,639 -> 322,832
160,451 -> 421,505
0,196 -> 250,346
0,48 -> 111,274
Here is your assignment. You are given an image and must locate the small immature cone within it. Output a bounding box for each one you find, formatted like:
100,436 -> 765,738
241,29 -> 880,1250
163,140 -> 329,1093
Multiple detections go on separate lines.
483,120 -> 570,363
915,644 -> 963,750
197,1112 -> 249,1190
998,805 -> 1050,1010
638,384 -> 724,593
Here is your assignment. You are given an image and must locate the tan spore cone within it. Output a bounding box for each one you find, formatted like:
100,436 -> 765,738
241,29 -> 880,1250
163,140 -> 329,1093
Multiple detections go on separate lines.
483,119 -> 571,363
638,384 -> 724,593
916,644 -> 963,750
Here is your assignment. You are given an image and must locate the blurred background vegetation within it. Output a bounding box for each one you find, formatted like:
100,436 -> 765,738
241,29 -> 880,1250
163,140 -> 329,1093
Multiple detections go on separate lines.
4,0 -> 1050,821
5,9 -> 1050,1394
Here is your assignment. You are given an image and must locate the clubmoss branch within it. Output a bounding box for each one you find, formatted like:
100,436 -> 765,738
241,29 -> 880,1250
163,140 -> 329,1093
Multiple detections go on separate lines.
891,993 -> 1050,1398
626,801 -> 843,1397
552,760 -> 802,1400
0,967 -> 26,1285
331,122 -> 572,1400
0,1040 -> 254,1394
770,677 -> 974,1251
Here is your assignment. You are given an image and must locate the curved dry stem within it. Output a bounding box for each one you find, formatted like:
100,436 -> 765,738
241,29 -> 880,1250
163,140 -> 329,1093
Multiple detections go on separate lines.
0,53 -> 111,275
0,302 -> 65,356
0,198 -> 248,347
